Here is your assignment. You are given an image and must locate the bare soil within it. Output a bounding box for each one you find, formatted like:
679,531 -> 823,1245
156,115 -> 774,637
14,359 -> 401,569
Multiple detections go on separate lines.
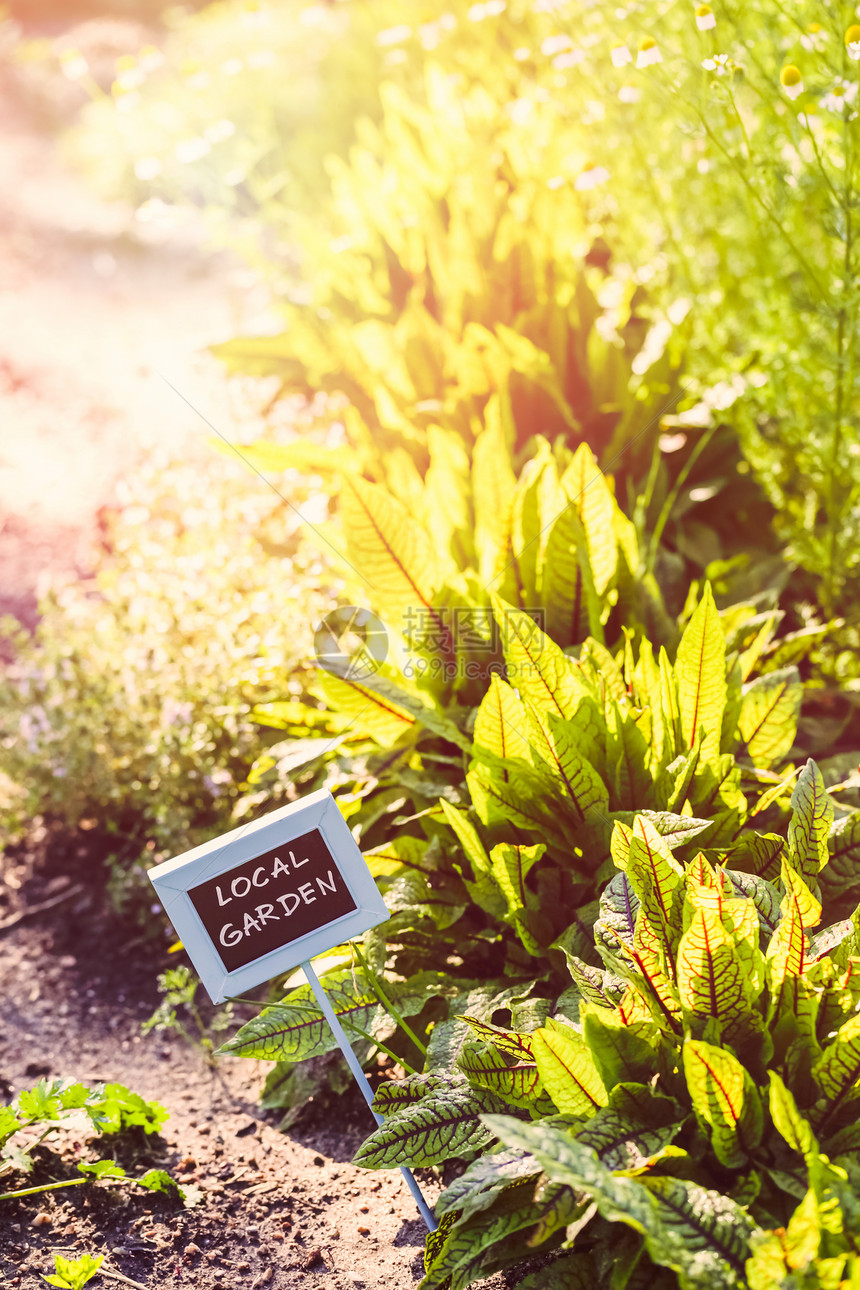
0,831 -> 440,1290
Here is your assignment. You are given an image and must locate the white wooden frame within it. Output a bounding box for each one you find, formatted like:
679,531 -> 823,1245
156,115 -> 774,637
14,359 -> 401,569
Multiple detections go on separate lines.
147,789 -> 389,1004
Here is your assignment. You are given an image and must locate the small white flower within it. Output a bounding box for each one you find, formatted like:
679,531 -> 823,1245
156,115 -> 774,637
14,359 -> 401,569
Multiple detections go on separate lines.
547,175 -> 565,190
115,66 -> 144,91
695,5 -> 716,30
541,34 -> 573,56
702,53 -> 729,73
780,64 -> 803,100
846,25 -> 860,60
618,84 -> 640,102
611,43 -> 632,67
134,156 -> 163,181
636,38 -> 662,67
60,52 -> 89,82
513,46 -> 531,61
556,50 -> 585,68
376,24 -> 411,45
575,164 -> 610,190
205,118 -> 236,143
175,137 -> 211,164
821,80 -> 859,113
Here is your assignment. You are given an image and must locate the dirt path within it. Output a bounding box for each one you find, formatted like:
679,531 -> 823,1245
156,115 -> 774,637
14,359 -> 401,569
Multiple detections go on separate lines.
0,17 -> 260,629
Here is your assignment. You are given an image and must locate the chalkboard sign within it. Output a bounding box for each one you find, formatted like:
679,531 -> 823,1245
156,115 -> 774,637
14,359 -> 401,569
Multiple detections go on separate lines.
147,790 -> 389,1003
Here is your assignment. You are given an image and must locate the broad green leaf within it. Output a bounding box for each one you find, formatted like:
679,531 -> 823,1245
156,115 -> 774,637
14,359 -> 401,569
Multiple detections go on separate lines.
532,1025 -> 608,1115
658,646 -> 681,762
812,1013 -> 860,1135
459,1016 -> 535,1063
581,1005 -> 659,1088
484,1116 -> 754,1289
787,760 -> 833,890
219,970 -> 425,1062
439,800 -> 491,880
674,584 -> 727,769
363,835 -> 429,880
738,667 -> 802,769
473,404 -> 517,591
683,1040 -> 763,1168
580,636 -> 628,703
540,712 -> 610,822
559,442 -> 618,596
493,597 -> 588,721
767,861 -> 822,1005
435,1147 -> 541,1221
341,476 -> 452,659
466,760 -> 569,839
597,872 -> 640,946
724,870 -> 782,936
515,1253 -> 599,1290
823,812 -> 860,911
354,1083 -> 506,1169
457,1040 -> 548,1112
768,1071 -> 819,1165
677,906 -> 750,1031
574,1081 -> 683,1171
620,816 -> 684,956
542,505 -> 601,646
609,811 -> 714,851
727,832 -> 784,881
488,842 -> 546,951
316,669 -> 415,745
472,674 -> 530,763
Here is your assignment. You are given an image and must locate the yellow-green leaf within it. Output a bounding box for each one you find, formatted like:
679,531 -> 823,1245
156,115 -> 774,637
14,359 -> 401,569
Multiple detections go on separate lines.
738,667 -> 802,769
674,584 -> 727,768
532,1025 -> 608,1115
473,674 -> 530,763
494,597 -> 588,721
787,759 -> 833,890
683,1040 -> 762,1168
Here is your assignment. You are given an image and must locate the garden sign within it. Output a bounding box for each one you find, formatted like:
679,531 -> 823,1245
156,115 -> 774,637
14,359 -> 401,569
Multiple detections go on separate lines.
148,788 -> 436,1230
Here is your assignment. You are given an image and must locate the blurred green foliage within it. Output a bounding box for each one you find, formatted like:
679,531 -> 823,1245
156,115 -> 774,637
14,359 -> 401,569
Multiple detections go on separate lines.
0,444 -> 337,911
68,0 -> 860,628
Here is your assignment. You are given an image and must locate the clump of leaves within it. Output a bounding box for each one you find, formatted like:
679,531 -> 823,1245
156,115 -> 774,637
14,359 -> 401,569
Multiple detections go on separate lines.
0,448 -> 337,915
349,760 -> 860,1290
224,582 -> 860,1121
0,1078 -> 196,1206
143,963 -> 234,1065
42,1253 -> 103,1290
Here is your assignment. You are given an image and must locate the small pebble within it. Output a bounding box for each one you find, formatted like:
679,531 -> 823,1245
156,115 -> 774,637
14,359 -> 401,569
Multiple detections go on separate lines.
359,1205 -> 369,1213
31,1214 -> 51,1228
185,1243 -> 202,1257
358,1225 -> 370,1236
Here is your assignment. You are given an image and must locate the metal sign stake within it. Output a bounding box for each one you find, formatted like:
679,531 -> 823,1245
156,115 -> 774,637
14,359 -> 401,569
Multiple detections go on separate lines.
301,958 -> 437,1232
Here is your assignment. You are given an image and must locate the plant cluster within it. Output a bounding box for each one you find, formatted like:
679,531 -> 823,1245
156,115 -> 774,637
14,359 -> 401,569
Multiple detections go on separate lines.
0,448 -> 337,913
0,1077 -> 197,1206
347,762 -> 860,1290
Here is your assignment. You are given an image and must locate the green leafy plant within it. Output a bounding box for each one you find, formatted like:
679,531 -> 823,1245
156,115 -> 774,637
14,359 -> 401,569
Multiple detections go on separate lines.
143,963 -> 233,1064
0,1077 -> 196,1205
42,1253 -> 104,1290
0,450 -> 336,911
349,759 -> 860,1289
225,582 -> 860,1122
